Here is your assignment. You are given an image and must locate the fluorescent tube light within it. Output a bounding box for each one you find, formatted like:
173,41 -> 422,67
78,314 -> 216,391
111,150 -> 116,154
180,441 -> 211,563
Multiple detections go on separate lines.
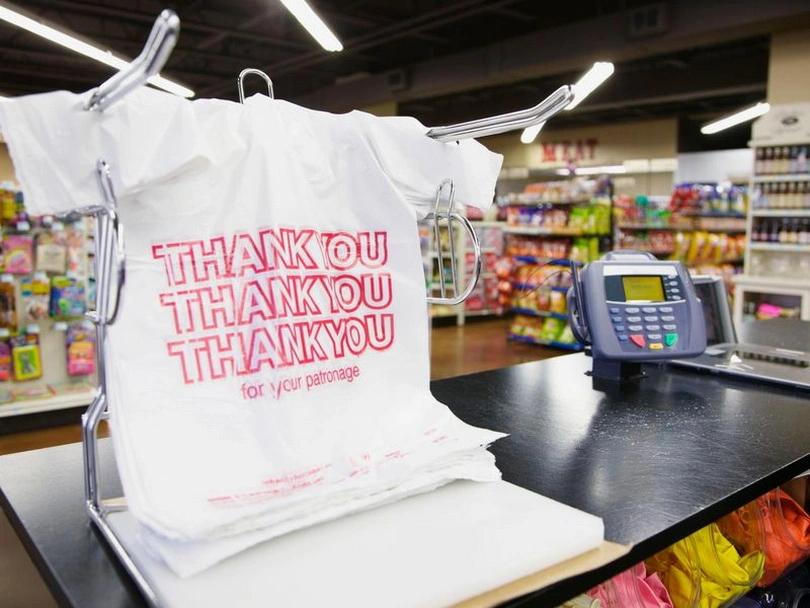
565,62 -> 614,110
0,5 -> 194,97
520,121 -> 545,144
279,0 -> 343,52
575,165 -> 626,175
700,102 -> 770,134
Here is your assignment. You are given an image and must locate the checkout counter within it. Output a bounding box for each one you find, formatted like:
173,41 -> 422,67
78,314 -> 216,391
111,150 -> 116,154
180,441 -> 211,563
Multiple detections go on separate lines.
0,318 -> 808,606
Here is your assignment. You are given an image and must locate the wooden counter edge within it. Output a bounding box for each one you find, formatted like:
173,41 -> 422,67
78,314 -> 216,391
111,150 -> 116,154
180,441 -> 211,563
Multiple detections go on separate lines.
455,540 -> 632,608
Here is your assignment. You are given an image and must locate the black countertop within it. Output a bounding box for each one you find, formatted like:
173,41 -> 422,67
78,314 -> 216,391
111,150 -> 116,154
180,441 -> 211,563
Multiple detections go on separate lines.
2,321 -> 810,607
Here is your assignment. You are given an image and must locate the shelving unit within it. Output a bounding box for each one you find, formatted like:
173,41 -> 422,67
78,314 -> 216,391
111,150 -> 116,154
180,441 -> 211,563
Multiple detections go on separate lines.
734,102 -> 810,324
0,183 -> 97,424
752,174 -> 810,183
0,389 -> 96,418
752,209 -> 810,217
500,180 -> 612,350
612,188 -> 748,296
749,243 -> 810,252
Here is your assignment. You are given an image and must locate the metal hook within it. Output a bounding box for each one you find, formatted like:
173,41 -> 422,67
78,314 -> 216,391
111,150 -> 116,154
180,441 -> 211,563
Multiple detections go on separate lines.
425,180 -> 482,306
238,68 -> 275,103
94,160 -> 126,325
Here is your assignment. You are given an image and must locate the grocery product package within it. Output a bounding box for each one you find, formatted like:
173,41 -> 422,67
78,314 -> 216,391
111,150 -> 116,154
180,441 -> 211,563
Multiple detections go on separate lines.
0,88 -> 506,576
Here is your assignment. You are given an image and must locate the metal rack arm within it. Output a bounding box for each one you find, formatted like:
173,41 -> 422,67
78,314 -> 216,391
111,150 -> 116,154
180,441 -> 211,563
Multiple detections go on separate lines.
425,85 -> 574,142
85,9 -> 180,112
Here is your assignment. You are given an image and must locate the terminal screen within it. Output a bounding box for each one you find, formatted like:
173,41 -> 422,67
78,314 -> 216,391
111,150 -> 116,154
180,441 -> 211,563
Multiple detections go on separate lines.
621,275 -> 665,302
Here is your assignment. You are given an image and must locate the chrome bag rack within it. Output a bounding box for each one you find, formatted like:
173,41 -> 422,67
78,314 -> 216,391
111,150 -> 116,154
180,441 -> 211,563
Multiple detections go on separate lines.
71,10 -> 573,605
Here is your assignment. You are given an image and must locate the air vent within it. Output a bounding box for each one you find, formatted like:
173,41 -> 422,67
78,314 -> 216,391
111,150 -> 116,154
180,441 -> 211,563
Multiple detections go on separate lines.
627,3 -> 669,39
387,69 -> 410,93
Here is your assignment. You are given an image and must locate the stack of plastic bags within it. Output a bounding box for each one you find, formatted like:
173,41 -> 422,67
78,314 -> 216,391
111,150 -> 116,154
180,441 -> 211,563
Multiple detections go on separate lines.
0,87 -> 506,576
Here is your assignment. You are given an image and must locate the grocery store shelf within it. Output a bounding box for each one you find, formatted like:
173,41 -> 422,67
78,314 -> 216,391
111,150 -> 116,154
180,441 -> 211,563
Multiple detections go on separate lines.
464,309 -> 502,317
748,242 -> 810,252
511,307 -> 568,321
616,223 -> 687,231
505,198 -> 592,207
751,209 -> 810,217
511,256 -> 576,267
513,283 -> 570,293
462,247 -> 500,254
503,226 -> 608,237
468,221 -> 507,227
752,174 -> 810,183
733,274 -> 810,289
507,334 -> 582,350
695,212 -> 747,219
615,246 -> 675,255
0,389 -> 96,419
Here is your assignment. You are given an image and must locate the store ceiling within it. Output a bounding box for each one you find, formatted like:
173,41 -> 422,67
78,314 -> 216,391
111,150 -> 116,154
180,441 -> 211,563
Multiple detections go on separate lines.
0,0 -> 808,133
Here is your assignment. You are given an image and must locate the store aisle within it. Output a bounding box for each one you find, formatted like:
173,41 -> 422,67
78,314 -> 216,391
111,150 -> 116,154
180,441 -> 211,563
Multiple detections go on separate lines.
429,317 -> 561,380
0,317 -> 563,607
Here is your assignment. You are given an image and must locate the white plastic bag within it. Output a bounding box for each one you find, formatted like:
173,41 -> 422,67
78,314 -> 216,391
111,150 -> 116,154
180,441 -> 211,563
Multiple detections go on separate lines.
0,88 -> 505,574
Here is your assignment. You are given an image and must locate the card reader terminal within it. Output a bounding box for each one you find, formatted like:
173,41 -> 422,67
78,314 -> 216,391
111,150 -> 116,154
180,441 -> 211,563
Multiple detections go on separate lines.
567,251 -> 706,362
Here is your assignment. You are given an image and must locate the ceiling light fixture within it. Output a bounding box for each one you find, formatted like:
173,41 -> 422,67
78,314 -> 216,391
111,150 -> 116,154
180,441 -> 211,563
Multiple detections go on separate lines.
556,165 -> 626,176
520,121 -> 545,144
574,165 -> 626,176
0,5 -> 193,98
700,102 -> 770,135
565,61 -> 615,111
279,0 -> 343,52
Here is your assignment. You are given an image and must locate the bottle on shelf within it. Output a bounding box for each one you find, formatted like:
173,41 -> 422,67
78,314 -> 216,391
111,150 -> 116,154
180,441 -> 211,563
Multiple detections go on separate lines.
778,219 -> 789,244
755,148 -> 765,175
788,219 -> 800,244
774,147 -> 784,174
763,147 -> 773,174
800,219 -> 810,245
750,219 -> 757,241
779,146 -> 790,173
761,183 -> 771,209
786,182 -> 797,209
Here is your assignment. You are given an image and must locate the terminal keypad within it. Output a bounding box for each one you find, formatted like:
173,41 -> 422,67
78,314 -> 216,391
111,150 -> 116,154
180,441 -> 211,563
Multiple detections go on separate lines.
607,275 -> 684,351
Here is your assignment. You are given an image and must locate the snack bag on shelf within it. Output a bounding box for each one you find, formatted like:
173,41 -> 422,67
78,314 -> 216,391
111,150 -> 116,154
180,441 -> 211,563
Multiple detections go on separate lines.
3,234 -> 34,274
49,276 -> 86,318
557,324 -> 577,345
0,330 -> 11,382
11,328 -> 42,381
35,232 -> 68,274
540,317 -> 565,342
549,290 -> 566,314
0,185 -> 17,224
66,322 -> 96,376
0,277 -> 16,330
21,272 -> 51,321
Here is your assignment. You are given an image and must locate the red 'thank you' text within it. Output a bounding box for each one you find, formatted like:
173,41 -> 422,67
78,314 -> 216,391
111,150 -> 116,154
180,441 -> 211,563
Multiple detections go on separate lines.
152,227 -> 395,384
